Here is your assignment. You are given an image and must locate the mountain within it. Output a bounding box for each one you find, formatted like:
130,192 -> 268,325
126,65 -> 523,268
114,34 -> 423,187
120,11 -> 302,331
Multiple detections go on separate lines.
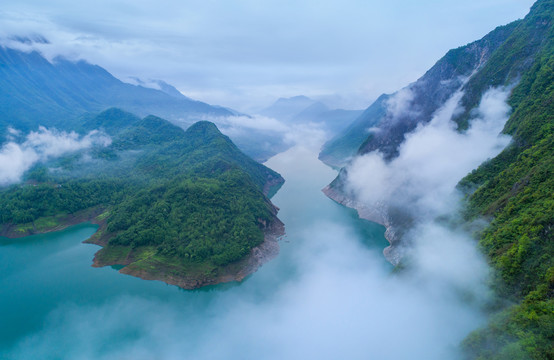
0,109 -> 285,289
261,95 -> 362,133
260,95 -> 318,121
291,102 -> 363,135
319,94 -> 389,168
0,44 -> 233,134
324,0 -> 553,358
319,21 -> 519,167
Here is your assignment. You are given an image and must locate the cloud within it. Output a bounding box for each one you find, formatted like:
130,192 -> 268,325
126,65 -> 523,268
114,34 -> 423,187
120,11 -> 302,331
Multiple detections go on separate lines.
384,87 -> 418,120
0,1 -> 534,111
345,87 -> 511,219
4,140 -> 494,360
201,114 -> 329,160
0,127 -> 111,185
214,115 -> 290,133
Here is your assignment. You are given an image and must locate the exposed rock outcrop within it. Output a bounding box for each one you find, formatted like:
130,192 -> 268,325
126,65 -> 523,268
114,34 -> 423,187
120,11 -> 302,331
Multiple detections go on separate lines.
322,185 -> 403,266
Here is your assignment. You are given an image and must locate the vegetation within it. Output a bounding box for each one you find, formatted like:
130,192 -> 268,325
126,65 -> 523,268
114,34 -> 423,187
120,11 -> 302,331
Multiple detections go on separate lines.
0,109 -> 283,274
458,1 -> 554,357
0,45 -> 232,135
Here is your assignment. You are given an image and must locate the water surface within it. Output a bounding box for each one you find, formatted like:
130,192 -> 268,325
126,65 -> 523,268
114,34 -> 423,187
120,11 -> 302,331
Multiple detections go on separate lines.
0,145 -> 390,359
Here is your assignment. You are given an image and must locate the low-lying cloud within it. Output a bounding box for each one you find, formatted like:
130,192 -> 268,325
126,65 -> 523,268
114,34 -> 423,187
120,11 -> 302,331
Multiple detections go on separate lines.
346,87 -> 511,220
0,126 -> 111,185
1,89 -> 514,360
384,87 -> 419,120
214,114 -> 290,134
198,114 -> 329,161
5,144 -> 490,359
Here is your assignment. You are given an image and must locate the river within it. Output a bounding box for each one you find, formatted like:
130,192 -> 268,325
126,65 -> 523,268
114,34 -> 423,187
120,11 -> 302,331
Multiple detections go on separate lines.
1,145 -> 397,359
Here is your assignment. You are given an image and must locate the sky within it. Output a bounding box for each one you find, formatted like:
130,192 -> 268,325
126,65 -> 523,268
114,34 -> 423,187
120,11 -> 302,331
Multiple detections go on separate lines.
0,0 -> 535,112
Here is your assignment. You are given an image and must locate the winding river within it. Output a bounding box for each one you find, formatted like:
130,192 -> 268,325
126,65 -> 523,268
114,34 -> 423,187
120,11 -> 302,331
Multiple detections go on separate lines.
1,145 -> 393,359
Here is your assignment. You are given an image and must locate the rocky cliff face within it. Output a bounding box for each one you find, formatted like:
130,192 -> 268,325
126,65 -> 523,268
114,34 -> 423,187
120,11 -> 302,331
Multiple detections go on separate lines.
319,21 -> 519,166
322,1 -> 551,268
322,185 -> 404,265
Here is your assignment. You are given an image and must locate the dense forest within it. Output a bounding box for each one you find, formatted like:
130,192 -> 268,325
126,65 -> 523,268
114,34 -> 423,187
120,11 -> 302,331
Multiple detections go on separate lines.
458,2 -> 554,357
0,109 -> 284,279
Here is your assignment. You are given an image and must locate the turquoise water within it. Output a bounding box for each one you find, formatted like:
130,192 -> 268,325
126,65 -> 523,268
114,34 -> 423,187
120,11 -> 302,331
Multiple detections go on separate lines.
0,146 -> 390,359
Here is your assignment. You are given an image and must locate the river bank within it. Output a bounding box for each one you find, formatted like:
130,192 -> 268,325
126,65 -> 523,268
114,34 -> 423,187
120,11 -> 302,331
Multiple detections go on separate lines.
88,215 -> 285,289
322,185 -> 403,266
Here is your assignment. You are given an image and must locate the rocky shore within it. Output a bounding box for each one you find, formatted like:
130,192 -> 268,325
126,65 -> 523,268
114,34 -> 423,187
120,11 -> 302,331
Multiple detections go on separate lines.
322,185 -> 403,266
1,202 -> 285,290
90,214 -> 285,289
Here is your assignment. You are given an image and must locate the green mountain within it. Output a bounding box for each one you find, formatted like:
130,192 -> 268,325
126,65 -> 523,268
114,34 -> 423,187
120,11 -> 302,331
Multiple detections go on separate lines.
0,109 -> 285,289
0,43 -> 233,134
458,1 -> 554,358
324,0 -> 553,358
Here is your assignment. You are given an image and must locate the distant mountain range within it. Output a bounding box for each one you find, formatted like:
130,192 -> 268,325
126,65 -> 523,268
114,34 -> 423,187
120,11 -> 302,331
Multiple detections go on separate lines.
0,41 -> 233,134
260,95 -> 362,135
0,41 -> 361,162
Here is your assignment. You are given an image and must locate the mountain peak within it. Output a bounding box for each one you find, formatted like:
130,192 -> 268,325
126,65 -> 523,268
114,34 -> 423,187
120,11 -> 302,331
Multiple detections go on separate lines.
260,95 -> 318,121
185,120 -> 222,137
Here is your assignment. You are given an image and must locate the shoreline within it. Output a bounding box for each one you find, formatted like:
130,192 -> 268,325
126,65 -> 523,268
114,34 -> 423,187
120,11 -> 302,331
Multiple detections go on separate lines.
1,193 -> 286,290
97,216 -> 285,290
322,185 -> 402,266
0,207 -> 107,239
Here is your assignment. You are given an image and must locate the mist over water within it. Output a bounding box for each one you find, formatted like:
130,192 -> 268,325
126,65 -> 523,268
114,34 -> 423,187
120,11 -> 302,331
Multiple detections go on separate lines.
1,132 -> 493,359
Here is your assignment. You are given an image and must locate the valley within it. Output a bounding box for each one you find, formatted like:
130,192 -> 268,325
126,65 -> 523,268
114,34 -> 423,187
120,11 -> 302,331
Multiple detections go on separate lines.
0,0 -> 551,359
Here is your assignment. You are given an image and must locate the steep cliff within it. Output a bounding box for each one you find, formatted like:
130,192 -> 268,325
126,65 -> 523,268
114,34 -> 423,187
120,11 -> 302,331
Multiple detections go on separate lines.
322,1 -> 553,358
319,21 -> 519,167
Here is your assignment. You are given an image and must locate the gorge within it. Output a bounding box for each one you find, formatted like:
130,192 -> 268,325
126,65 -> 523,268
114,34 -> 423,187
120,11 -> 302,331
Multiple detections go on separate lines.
0,0 -> 551,359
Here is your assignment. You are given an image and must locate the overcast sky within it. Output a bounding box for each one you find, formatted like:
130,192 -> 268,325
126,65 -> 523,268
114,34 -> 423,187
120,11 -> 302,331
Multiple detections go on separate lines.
0,0 -> 535,112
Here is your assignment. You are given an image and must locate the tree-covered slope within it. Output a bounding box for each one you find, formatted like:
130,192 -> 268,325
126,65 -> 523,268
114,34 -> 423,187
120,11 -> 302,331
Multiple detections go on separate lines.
0,44 -> 232,134
458,2 -> 554,357
0,109 -> 284,288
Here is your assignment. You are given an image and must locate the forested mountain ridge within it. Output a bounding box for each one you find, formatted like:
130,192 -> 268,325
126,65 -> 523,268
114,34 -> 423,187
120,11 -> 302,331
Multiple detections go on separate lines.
0,44 -> 233,134
0,109 -> 285,289
323,0 -> 553,358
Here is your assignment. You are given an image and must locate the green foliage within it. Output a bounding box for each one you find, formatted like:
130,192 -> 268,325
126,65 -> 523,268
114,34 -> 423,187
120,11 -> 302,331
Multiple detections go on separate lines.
0,180 -> 125,224
108,171 -> 271,266
454,0 -> 554,129
458,2 -> 554,358
0,111 -> 282,270
462,285 -> 554,360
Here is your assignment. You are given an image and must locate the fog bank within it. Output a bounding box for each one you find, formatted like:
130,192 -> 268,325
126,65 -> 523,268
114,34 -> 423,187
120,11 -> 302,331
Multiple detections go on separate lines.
0,127 -> 110,185
6,135 -> 497,359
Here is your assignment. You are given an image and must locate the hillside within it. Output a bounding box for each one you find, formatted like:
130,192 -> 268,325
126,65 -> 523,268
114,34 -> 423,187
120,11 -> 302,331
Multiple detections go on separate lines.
0,42 -> 233,134
459,1 -> 553,357
0,109 -> 285,289
323,0 -> 553,358
319,21 -> 519,167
